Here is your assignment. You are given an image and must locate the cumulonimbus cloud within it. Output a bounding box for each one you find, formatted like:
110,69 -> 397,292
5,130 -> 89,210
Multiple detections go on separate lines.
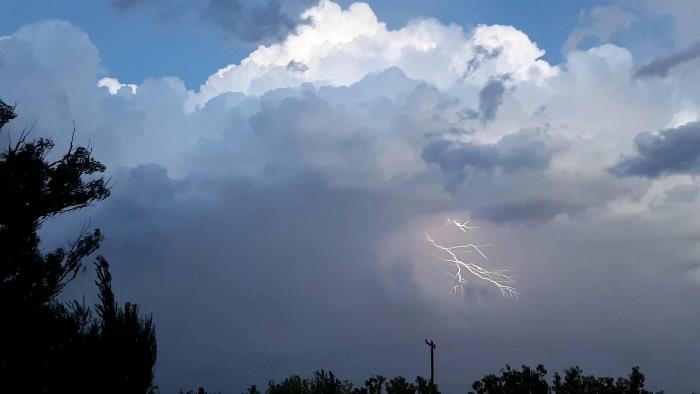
3,2 -> 700,392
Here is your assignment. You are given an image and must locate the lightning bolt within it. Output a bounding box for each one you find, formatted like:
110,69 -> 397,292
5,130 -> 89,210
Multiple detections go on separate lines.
448,218 -> 478,233
427,219 -> 518,299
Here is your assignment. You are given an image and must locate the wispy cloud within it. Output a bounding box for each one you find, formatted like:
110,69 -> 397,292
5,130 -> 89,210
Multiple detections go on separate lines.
635,41 -> 700,78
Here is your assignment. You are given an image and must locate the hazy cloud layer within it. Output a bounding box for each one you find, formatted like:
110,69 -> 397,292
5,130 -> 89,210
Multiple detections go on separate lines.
563,5 -> 636,53
2,2 -> 700,393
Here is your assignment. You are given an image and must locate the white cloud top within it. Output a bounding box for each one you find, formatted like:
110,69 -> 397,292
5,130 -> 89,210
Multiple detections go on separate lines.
98,77 -> 137,94
189,1 -> 556,108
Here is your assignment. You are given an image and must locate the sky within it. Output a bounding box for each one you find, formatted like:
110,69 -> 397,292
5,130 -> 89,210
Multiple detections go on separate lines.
1,0 -> 700,393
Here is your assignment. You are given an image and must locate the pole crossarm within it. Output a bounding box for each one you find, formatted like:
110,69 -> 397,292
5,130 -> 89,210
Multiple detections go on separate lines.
425,339 -> 436,393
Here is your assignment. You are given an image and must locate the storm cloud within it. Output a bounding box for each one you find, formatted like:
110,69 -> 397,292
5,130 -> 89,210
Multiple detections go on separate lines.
110,0 -> 316,43
2,3 -> 700,393
204,0 -> 315,42
422,128 -> 566,174
611,121 -> 700,177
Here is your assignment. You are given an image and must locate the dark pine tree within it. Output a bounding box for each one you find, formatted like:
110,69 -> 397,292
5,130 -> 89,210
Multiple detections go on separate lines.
0,99 -> 157,394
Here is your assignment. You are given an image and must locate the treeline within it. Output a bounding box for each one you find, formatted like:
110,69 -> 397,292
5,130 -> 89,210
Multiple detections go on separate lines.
469,364 -> 664,394
181,364 -> 665,394
182,372 -> 436,394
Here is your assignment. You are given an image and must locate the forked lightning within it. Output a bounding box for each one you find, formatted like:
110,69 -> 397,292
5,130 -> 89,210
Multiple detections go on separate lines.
427,219 -> 517,299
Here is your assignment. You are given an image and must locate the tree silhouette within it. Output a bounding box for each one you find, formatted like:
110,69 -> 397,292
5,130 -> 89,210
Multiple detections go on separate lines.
92,257 -> 158,394
180,387 -> 220,394
236,367 -> 662,394
386,376 -> 416,394
267,375 -> 312,394
0,100 -> 15,129
414,376 -> 439,394
0,118 -> 108,305
552,366 -> 662,394
469,364 -> 663,394
244,385 -> 262,394
469,364 -> 550,394
355,375 -> 386,394
0,99 -> 156,394
309,370 -> 354,394
260,372 -> 439,394
265,370 -> 354,394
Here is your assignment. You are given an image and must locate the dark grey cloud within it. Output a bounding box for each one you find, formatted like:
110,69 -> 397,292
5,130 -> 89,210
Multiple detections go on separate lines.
286,59 -> 309,73
54,163 -> 444,394
455,75 -> 510,124
464,45 -> 502,77
635,40 -> 700,78
422,128 -> 564,174
423,139 -> 498,173
205,0 -> 315,43
478,77 -> 507,122
475,198 -> 584,224
109,0 -> 316,43
111,0 -> 146,10
420,128 -> 591,224
611,121 -> 700,178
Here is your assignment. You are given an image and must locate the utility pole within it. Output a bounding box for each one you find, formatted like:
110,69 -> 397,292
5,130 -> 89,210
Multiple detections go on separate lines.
425,339 -> 436,393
